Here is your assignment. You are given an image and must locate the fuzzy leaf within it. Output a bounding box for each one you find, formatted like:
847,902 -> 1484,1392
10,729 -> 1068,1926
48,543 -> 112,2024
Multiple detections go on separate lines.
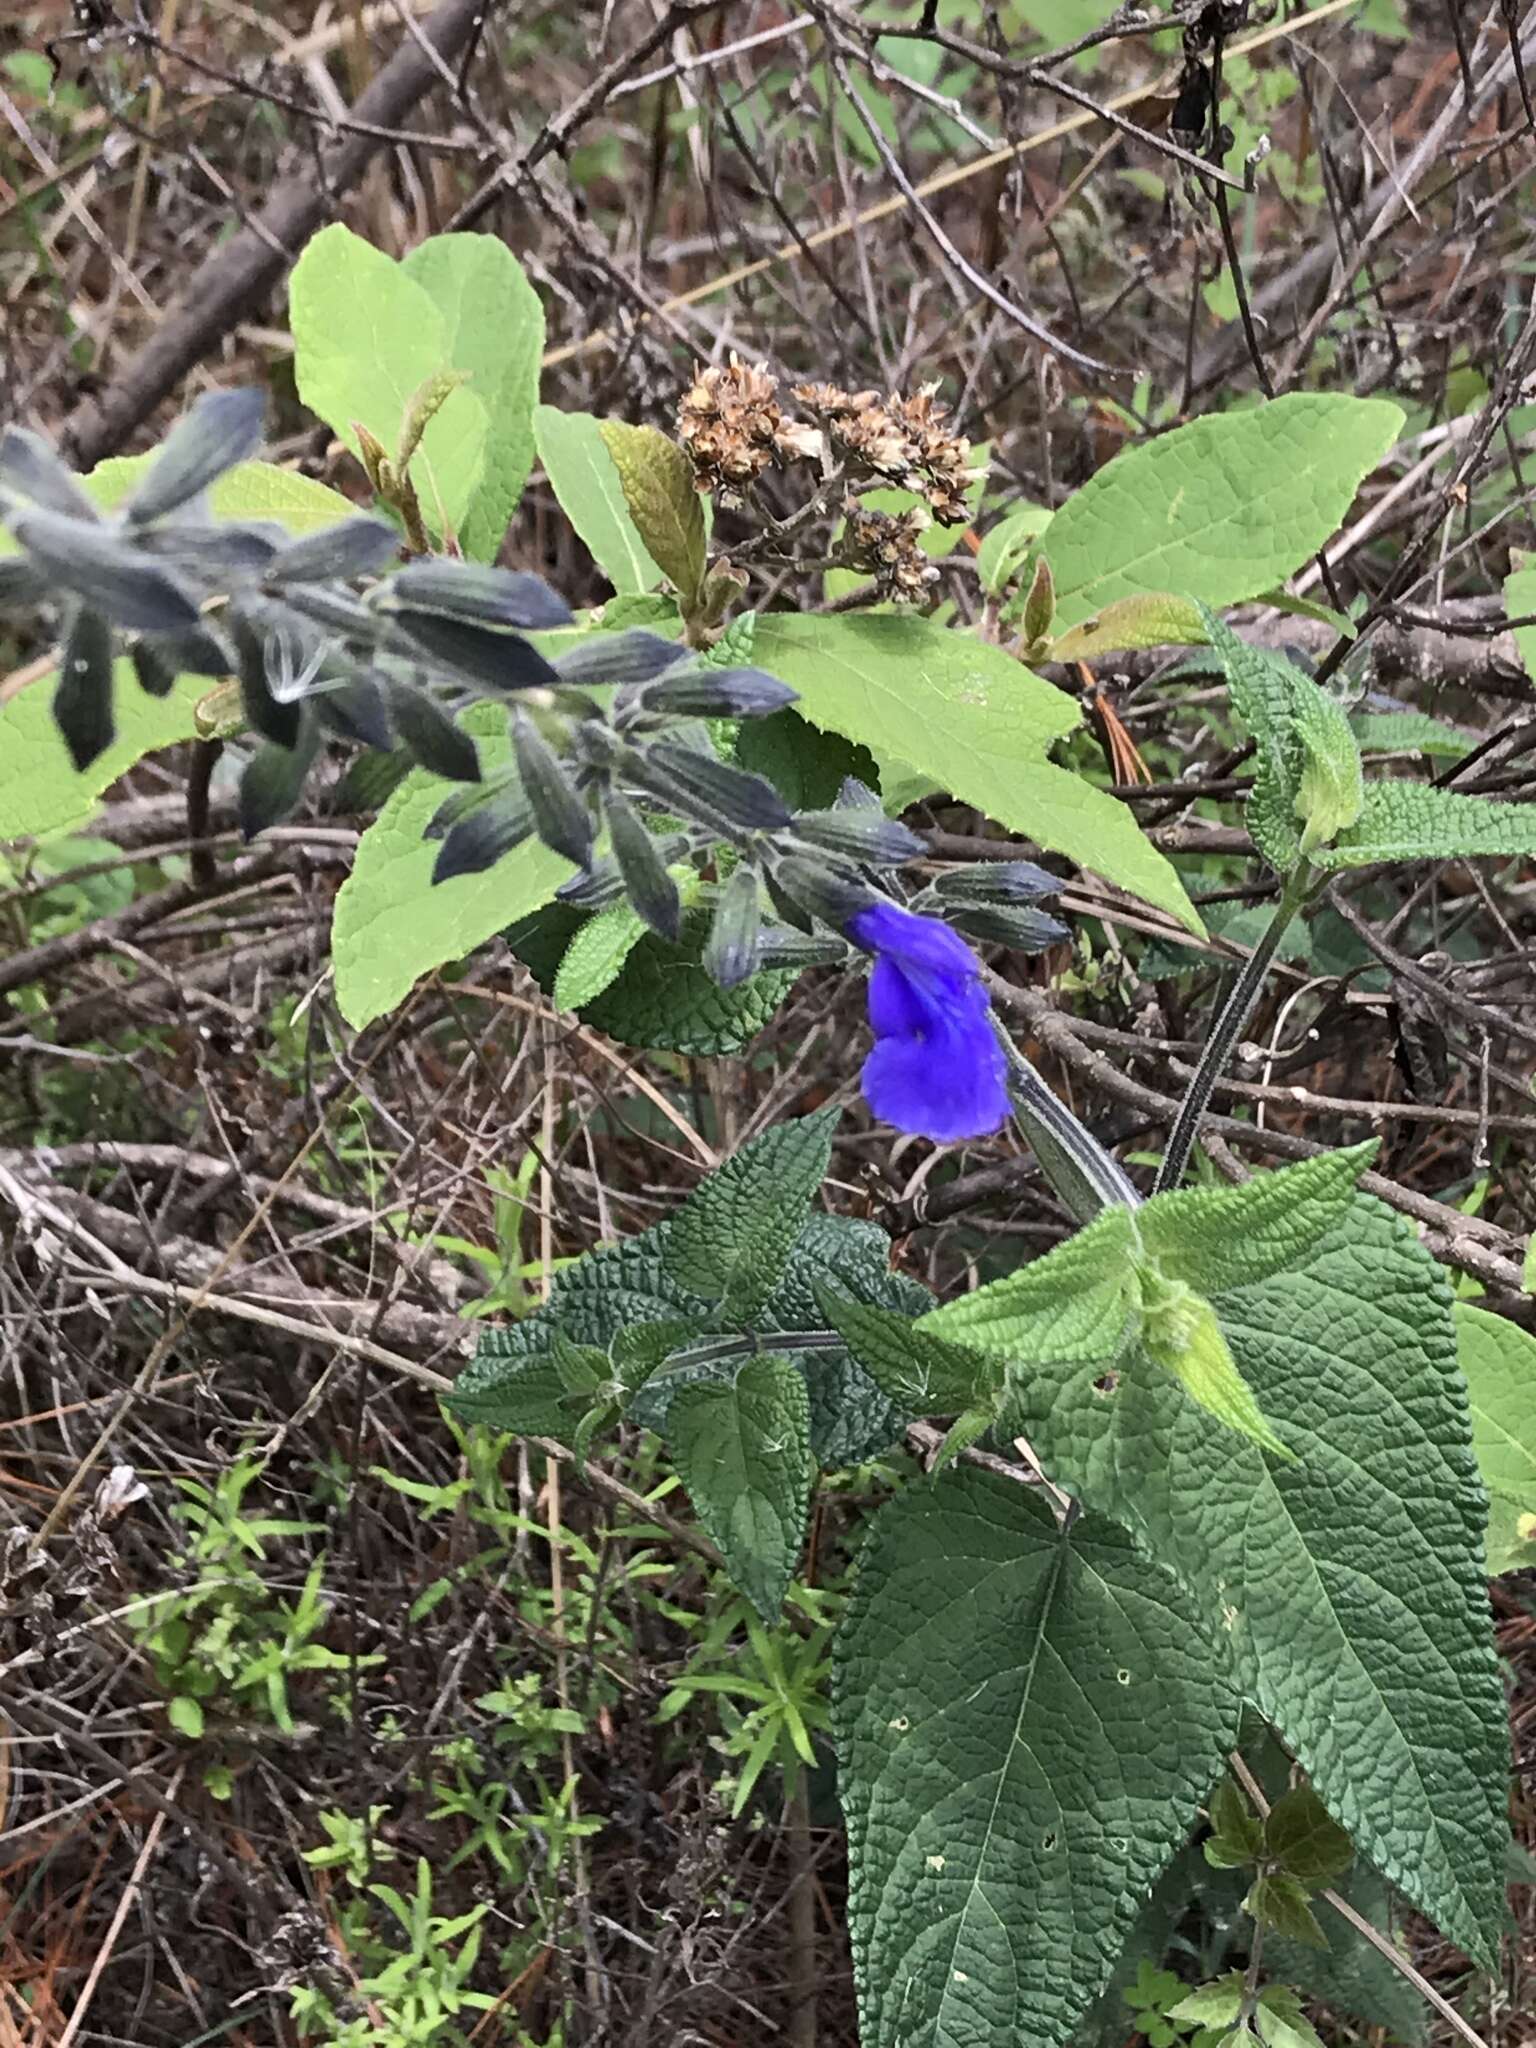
817,1289 -> 1001,1415
1044,396 -> 1404,633
920,1205 -> 1139,1362
664,1108 -> 839,1321
752,613 -> 1202,934
597,420 -> 706,606
1136,1145 -> 1378,1296
553,900 -> 648,1011
1001,1195 -> 1510,1968
534,406 -> 662,593
670,1356 -> 812,1620
837,1466 -> 1239,2048
1453,1304 -> 1536,1575
1313,780 -> 1536,869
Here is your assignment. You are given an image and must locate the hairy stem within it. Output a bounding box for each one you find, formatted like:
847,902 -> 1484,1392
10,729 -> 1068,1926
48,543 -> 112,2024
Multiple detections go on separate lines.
1155,861 -> 1317,1194
995,1021 -> 1141,1220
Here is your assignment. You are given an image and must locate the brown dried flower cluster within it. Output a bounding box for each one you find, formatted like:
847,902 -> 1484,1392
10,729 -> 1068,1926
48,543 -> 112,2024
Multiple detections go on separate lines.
793,380 -> 982,523
839,501 -> 938,604
677,354 -> 823,502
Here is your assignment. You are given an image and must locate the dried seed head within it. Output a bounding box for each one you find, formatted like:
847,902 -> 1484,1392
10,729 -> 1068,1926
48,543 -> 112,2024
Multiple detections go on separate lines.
840,502 -> 938,605
677,353 -> 822,501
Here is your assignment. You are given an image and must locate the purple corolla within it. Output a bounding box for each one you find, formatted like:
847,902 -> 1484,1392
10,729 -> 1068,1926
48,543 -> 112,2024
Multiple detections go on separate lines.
845,900 -> 1010,1142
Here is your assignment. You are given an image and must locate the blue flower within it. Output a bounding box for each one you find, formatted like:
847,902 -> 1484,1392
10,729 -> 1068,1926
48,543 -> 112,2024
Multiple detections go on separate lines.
845,900 -> 1010,1141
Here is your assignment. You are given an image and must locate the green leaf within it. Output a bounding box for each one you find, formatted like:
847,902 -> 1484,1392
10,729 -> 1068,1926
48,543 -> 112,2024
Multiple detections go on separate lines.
1244,1873 -> 1327,1948
1047,592 -> 1206,663
454,1210 -> 920,1466
919,1205 -> 1139,1361
1453,1304 -> 1536,1575
533,406 -> 662,592
1194,607 -> 1309,874
669,1354 -> 812,1619
401,235 -> 543,561
751,613 -> 1203,935
597,420 -> 706,606
1138,1278 -> 1291,1462
664,1108 -> 839,1321
0,460 -> 354,842
1504,562 -> 1536,687
1313,780 -> 1536,870
817,1289 -> 1001,1414
289,223 -> 488,542
1002,1195 -> 1510,1968
733,709 -> 879,810
1205,1778 -> 1264,1869
837,1466 -> 1239,2048
552,900 -> 648,1011
1292,687 -> 1363,855
1168,1976 -> 1245,2029
1252,1987 -> 1327,2048
1351,711 -> 1472,763
1264,1784 -> 1354,1887
449,1348 -> 593,1441
1136,1146 -> 1379,1297
167,1695 -> 205,1740
1043,396 -> 1404,634
975,502 -> 1053,596
332,703 -> 575,1029
1268,1864 -> 1426,2043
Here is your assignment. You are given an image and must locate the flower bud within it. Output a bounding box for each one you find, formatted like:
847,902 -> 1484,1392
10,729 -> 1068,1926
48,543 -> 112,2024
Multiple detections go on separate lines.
757,927 -> 849,969
513,711 -> 594,867
791,808 -> 926,866
638,665 -> 797,720
386,560 -> 573,629
945,903 -> 1070,953
54,606 -> 115,770
642,741 -> 791,832
557,630 -> 689,689
123,388 -> 265,526
0,425 -> 99,521
12,508 -> 202,635
607,792 -> 682,942
702,865 -> 762,988
266,516 -> 399,584
384,678 -> 481,784
432,794 -> 536,882
387,608 -> 559,692
770,854 -> 880,930
932,859 -> 1062,907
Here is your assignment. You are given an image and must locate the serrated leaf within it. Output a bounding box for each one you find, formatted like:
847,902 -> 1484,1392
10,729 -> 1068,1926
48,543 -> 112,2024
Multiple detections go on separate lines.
1453,1304 -> 1536,1575
1245,1873 -> 1327,1948
1000,1195 -> 1510,1968
553,900 -> 648,1011
534,406 -> 662,593
333,701 -> 575,1028
837,1466 -> 1239,2048
452,1210 -> 918,1465
1351,710 -> 1472,762
597,420 -> 705,607
1140,1281 -> 1291,1460
1312,780 -> 1536,870
1043,396 -> 1404,634
1047,592 -> 1206,663
920,1205 -> 1139,1361
1269,1863 -> 1426,2043
1137,1146 -> 1378,1297
670,1355 -> 812,1619
1293,687 -> 1363,854
1195,606 -> 1309,874
289,223 -> 488,542
664,1108 -> 839,1321
1264,1784 -> 1354,1886
751,613 -> 1203,934
1168,1976 -> 1245,2028
401,236 -> 542,562
1252,1988 -> 1327,2048
1206,1778 -> 1264,1868
448,1347 -> 592,1441
817,1289 -> 1000,1413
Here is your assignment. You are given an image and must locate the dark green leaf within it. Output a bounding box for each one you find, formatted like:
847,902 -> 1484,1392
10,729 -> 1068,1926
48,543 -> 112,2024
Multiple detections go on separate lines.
664,1108 -> 839,1321
670,1355 -> 813,1619
1264,1785 -> 1354,1887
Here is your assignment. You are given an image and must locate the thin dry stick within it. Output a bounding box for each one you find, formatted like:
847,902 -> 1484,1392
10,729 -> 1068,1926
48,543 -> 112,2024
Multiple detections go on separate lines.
539,0 -> 1362,367
1223,1753 -> 1491,2048
54,1765 -> 187,2048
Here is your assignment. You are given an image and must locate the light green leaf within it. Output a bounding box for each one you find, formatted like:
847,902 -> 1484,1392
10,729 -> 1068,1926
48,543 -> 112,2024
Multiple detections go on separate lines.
669,1355 -> 812,1620
289,222 -> 488,541
1351,711 -> 1471,763
1047,592 -> 1205,663
1168,1976 -> 1245,2028
534,406 -> 662,593
1293,687 -> 1363,854
1313,780 -> 1536,870
552,901 -> 648,1011
1044,396 -> 1404,633
837,1466 -> 1239,2048
1004,1195 -> 1510,1968
817,1288 -> 1000,1414
0,460 -> 354,842
1139,1280 -> 1291,1461
920,1205 -> 1139,1362
664,1108 -> 839,1322
1453,1304 -> 1536,1575
331,703 -> 575,1029
975,501 -> 1053,596
597,420 -> 706,605
1253,1986 -> 1328,2048
401,235 -> 543,561
1194,606 -> 1309,874
752,613 -> 1203,934
167,1695 -> 205,1740
1137,1145 -> 1378,1297
1504,563 -> 1536,686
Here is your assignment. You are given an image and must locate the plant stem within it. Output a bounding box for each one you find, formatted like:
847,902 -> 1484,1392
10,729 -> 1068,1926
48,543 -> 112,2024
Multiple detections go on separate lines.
1155,861 -> 1317,1194
994,1021 -> 1141,1221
